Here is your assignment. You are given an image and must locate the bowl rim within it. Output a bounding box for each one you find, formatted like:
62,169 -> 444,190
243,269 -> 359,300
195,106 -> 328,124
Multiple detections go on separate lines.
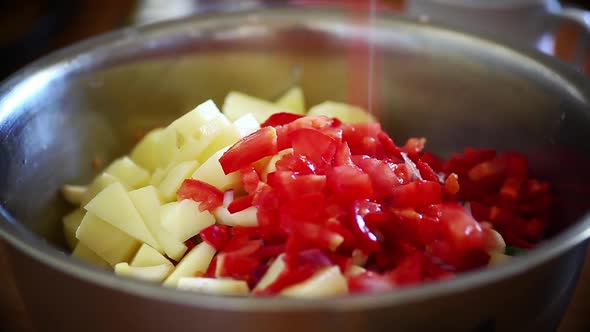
1,5 -> 590,312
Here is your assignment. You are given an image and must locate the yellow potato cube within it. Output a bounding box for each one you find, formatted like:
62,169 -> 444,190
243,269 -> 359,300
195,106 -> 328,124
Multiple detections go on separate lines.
160,199 -> 215,242
275,86 -> 305,114
163,242 -> 216,287
105,156 -> 150,189
62,209 -> 85,250
307,101 -> 377,124
223,91 -> 293,123
75,212 -> 140,266
84,182 -> 160,250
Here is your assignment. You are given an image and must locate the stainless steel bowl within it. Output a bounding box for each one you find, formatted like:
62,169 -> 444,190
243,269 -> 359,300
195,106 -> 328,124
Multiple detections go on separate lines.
2,7 -> 590,332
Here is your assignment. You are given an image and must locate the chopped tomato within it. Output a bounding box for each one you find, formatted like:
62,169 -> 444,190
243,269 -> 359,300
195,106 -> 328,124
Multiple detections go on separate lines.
223,236 -> 262,256
240,166 -> 261,194
273,172 -> 327,200
174,113 -> 554,296
420,152 -> 444,172
274,152 -> 317,174
252,244 -> 286,261
387,252 -> 424,286
227,195 -> 254,214
284,249 -> 333,269
220,126 -> 278,174
391,180 -> 442,210
261,112 -> 304,127
353,156 -> 401,200
437,203 -> 485,251
403,137 -> 426,160
377,131 -> 403,159
445,148 -> 496,176
284,220 -> 343,253
499,176 -> 524,207
215,253 -> 259,285
200,225 -> 231,251
468,156 -> 507,182
416,160 -> 439,183
342,123 -> 384,157
177,179 -> 224,211
334,142 -> 354,166
327,165 -> 374,204
276,115 -> 336,150
290,128 -> 337,171
280,193 -> 325,222
349,200 -> 383,253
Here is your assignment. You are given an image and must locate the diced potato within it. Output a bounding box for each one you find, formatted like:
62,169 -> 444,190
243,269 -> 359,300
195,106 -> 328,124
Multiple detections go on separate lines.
62,209 -> 85,250
61,185 -> 87,206
104,156 -> 150,189
307,101 -> 377,124
351,249 -> 368,266
160,199 -> 215,242
281,266 -> 348,298
222,91 -> 293,123
158,161 -> 199,202
115,263 -> 173,282
130,128 -> 165,171
328,234 -> 344,252
275,86 -> 305,114
132,127 -> 179,173
71,243 -> 109,268
163,242 -> 216,287
150,168 -> 167,187
345,265 -> 366,277
197,124 -> 242,164
191,146 -> 241,192
254,254 -> 286,292
489,252 -> 511,265
128,186 -> 187,261
157,127 -> 180,168
75,212 -> 140,266
178,277 -> 249,296
84,182 -> 160,250
233,113 -> 260,137
131,243 -> 173,267
170,138 -> 207,166
169,100 -> 230,141
487,229 -> 506,254
80,172 -> 122,207
213,206 -> 259,227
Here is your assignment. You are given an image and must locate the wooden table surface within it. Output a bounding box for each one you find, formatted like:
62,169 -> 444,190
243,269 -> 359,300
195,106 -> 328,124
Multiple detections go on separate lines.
1,239 -> 589,332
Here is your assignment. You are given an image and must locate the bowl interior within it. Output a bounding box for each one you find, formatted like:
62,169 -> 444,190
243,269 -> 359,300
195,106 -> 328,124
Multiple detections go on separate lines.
1,9 -> 590,253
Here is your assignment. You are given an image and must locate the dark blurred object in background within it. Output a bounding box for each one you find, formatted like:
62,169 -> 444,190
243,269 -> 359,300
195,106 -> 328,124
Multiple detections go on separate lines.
567,0 -> 590,7
0,0 -> 589,79
0,0 -> 135,78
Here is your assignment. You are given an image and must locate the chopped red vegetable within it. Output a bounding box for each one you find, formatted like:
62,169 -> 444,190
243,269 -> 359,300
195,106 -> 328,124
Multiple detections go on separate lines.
219,126 -> 278,174
200,225 -> 231,251
183,114 -> 554,295
261,112 -> 304,127
227,195 -> 254,214
177,179 -> 224,211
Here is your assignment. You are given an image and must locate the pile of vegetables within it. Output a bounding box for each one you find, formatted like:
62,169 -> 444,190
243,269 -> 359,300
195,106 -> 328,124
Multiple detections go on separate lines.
62,88 -> 552,297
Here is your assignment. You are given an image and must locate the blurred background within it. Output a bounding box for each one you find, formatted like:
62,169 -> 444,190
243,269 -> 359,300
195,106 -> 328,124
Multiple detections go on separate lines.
2,0 -> 590,79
